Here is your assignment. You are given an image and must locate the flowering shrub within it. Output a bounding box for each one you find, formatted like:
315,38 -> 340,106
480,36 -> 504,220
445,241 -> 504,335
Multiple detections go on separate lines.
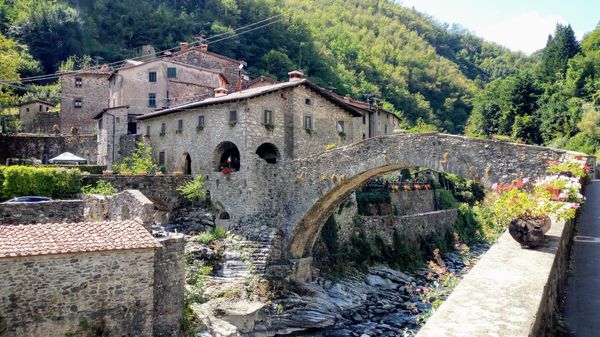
546,160 -> 590,178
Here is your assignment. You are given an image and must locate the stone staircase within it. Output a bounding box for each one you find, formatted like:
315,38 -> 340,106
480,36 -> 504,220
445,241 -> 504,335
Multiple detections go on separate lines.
218,238 -> 273,278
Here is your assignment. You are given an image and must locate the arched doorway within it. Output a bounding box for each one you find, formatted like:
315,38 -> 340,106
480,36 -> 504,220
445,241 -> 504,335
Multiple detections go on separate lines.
218,211 -> 231,220
256,143 -> 280,164
213,141 -> 241,172
182,153 -> 192,175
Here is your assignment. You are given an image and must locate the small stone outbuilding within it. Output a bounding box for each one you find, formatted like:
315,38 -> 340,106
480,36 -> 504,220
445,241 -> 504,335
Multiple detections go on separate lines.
0,220 -> 183,337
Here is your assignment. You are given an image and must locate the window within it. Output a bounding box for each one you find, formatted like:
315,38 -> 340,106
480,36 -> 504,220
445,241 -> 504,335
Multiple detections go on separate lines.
26,107 -> 29,112
305,98 -> 312,105
160,122 -> 166,135
363,133 -> 366,140
146,125 -> 151,136
229,110 -> 237,123
362,115 -> 366,125
46,107 -> 49,111
177,119 -> 183,132
336,120 -> 345,133
39,105 -> 42,112
99,118 -> 103,130
385,124 -> 388,134
304,115 -> 313,130
263,110 -> 273,125
167,67 -> 177,78
386,113 -> 389,119
75,77 -> 82,87
197,115 -> 205,128
148,93 -> 156,108
74,98 -> 82,108
159,151 -> 165,166
149,71 -> 157,82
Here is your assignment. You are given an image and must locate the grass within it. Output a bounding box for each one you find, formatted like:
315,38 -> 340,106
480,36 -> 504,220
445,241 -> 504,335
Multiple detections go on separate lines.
196,226 -> 227,245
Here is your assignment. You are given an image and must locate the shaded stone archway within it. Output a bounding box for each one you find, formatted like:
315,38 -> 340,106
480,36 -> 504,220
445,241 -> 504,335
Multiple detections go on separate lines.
181,153 -> 192,175
256,143 -> 280,164
213,141 -> 241,171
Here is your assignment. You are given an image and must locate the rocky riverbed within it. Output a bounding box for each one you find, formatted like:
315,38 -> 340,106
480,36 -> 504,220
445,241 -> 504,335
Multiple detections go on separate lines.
191,241 -> 489,337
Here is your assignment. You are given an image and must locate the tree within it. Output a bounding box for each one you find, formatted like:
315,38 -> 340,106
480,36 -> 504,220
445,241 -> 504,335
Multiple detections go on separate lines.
541,24 -> 580,82
0,33 -> 20,106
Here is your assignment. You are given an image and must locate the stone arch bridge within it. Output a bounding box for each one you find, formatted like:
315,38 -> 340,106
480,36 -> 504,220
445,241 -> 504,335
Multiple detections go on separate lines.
273,132 -> 592,260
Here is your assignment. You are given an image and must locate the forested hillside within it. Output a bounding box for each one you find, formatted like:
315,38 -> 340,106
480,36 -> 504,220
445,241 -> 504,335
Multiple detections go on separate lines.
1,0 -> 598,153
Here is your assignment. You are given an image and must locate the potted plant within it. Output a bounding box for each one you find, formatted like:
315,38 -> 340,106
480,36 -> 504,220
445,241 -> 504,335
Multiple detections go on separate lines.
493,188 -> 557,248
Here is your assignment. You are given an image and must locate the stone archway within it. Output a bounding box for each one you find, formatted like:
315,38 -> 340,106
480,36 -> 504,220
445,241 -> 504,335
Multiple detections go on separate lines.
288,164 -> 404,259
213,141 -> 241,172
256,143 -> 280,164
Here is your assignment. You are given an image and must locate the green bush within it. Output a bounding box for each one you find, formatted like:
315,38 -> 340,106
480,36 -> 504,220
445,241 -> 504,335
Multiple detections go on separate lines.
0,165 -> 81,200
113,142 -> 158,175
438,189 -> 459,209
81,180 -> 117,196
177,175 -> 206,202
196,226 -> 227,245
442,173 -> 485,205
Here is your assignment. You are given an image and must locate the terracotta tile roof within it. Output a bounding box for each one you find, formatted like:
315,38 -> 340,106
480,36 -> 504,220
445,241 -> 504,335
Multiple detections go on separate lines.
0,220 -> 162,259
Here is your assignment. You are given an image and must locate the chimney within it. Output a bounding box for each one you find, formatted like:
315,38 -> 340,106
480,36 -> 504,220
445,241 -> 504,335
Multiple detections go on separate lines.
199,44 -> 208,52
288,70 -> 304,82
179,42 -> 189,51
214,87 -> 228,97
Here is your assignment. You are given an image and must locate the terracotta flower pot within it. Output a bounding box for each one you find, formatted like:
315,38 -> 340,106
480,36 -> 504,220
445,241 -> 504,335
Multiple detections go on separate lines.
546,186 -> 561,200
508,216 -> 551,248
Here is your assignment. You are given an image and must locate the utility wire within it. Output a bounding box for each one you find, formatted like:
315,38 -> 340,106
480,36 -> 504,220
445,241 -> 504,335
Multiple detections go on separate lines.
0,14 -> 284,85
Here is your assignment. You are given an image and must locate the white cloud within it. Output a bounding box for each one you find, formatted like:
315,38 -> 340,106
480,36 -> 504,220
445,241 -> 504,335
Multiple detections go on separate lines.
476,11 -> 568,54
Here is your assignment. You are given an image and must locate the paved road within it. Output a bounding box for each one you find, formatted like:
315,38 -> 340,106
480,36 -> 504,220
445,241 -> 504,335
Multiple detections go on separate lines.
564,180 -> 600,336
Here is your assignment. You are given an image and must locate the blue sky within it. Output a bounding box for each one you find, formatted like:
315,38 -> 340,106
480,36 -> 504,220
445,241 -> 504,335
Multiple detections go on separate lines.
399,0 -> 600,54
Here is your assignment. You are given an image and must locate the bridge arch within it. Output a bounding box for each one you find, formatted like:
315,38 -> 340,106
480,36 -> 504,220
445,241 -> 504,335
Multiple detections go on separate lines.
284,133 -> 580,260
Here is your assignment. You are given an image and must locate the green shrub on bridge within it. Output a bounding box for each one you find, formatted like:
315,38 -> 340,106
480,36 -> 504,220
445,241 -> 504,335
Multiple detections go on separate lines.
0,165 -> 81,200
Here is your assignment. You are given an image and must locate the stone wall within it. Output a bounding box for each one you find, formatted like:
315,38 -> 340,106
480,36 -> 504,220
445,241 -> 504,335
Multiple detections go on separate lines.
359,210 -> 457,250
0,134 -> 97,164
84,190 -> 157,229
416,217 -> 575,337
83,175 -> 192,211
0,200 -> 84,225
390,190 -> 437,215
153,234 -> 185,337
0,249 -> 156,337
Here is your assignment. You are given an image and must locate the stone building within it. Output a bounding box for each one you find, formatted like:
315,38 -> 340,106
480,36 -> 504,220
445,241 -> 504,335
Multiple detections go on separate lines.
17,99 -> 58,134
331,93 -> 402,139
60,70 -> 111,135
0,220 -> 184,337
136,71 -> 364,175
167,42 -> 248,91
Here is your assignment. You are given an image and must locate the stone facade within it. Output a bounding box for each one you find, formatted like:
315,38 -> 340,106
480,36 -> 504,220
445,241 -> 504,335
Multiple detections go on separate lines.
0,249 -> 157,337
139,81 -> 359,176
0,135 -> 97,164
96,106 -> 129,165
0,200 -> 84,225
60,72 -> 110,135
18,100 -> 58,134
108,59 -> 227,116
168,43 -> 247,91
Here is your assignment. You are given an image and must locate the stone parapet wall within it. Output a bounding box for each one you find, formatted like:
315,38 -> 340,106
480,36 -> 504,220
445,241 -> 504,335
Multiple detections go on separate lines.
0,249 -> 156,337
0,134 -> 97,164
0,200 -> 84,225
153,234 -> 185,337
416,216 -> 575,337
